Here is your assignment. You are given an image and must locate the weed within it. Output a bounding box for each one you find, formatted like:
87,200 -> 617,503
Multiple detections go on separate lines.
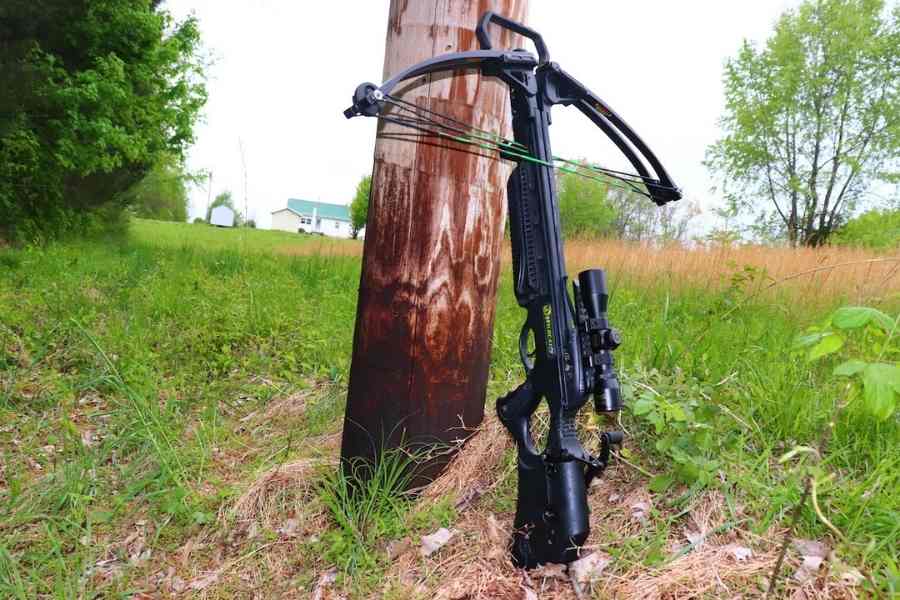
623,364 -> 733,490
317,450 -> 414,579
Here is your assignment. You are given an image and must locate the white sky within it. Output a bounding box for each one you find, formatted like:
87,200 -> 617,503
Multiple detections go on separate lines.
165,1 -> 799,231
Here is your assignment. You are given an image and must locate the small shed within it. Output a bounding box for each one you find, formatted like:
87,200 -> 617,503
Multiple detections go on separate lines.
210,206 -> 235,227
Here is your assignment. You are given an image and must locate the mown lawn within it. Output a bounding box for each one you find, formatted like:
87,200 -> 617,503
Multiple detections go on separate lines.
1,219 -> 897,598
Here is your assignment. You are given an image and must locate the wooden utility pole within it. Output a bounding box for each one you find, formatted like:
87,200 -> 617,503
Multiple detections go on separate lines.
341,0 -> 528,486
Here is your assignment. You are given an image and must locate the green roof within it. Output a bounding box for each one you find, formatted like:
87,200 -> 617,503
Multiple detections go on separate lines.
285,198 -> 350,221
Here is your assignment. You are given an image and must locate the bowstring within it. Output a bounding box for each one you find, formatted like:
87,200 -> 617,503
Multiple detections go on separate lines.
379,94 -> 663,199
379,95 -> 655,199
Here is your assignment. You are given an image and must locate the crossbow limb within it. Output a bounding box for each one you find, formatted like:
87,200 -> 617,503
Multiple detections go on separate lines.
344,12 -> 682,206
343,11 -> 682,569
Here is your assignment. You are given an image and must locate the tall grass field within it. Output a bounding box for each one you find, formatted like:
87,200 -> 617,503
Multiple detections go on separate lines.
1,219 -> 897,598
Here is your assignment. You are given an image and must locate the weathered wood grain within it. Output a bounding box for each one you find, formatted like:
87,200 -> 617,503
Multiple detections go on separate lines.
341,0 -> 528,486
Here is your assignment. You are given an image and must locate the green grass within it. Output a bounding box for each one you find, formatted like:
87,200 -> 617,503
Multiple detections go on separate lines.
1,218 -> 898,597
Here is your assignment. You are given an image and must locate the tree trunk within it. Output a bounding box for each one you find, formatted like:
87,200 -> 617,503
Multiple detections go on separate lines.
340,0 -> 527,487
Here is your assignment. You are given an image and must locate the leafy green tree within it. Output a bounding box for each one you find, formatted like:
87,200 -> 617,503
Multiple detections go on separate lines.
350,175 -> 371,239
206,191 -> 241,226
0,0 -> 207,243
706,0 -> 899,246
832,208 -> 900,249
556,169 -> 617,238
123,154 -> 194,222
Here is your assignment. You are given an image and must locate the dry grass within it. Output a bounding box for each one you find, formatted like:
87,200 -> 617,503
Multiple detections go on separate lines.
224,457 -> 332,527
422,413 -> 509,502
559,240 -> 899,305
152,405 -> 867,600
376,448 -> 864,600
274,238 -> 364,257
274,236 -> 899,305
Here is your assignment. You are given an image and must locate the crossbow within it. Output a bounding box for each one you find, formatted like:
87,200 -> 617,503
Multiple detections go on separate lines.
344,12 -> 681,569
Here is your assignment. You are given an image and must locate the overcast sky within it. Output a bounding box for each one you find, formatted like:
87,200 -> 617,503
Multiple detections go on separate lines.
165,0 -> 799,231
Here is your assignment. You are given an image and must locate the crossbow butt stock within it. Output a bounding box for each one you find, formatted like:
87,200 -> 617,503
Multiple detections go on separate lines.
343,11 -> 682,569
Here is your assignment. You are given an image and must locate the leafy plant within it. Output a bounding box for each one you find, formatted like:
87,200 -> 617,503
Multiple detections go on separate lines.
794,305 -> 900,419
624,365 -> 728,490
715,262 -> 772,312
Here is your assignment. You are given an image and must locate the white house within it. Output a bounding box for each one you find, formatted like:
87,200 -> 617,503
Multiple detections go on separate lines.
210,205 -> 235,227
271,199 -> 358,238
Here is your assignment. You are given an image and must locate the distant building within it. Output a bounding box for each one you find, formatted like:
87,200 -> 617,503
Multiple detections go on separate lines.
271,199 -> 357,238
210,205 -> 235,227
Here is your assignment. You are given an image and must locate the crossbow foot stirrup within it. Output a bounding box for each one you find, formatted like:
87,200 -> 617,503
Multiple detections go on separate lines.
343,11 -> 682,569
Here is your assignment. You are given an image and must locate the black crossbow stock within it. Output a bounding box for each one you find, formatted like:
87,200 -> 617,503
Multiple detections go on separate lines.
344,12 -> 682,569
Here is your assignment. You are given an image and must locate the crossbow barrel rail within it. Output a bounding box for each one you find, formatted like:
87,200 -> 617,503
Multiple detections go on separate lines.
340,0 -> 528,486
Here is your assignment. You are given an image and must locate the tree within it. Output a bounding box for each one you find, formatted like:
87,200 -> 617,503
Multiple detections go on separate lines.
349,175 -> 371,239
556,168 -> 616,238
123,154 -> 194,222
206,191 -> 241,226
0,0 -> 206,242
600,188 -> 699,243
832,208 -> 900,248
706,0 -> 899,246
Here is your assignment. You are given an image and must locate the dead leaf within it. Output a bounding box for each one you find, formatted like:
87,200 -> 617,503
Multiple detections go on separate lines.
630,501 -> 650,522
434,579 -> 470,600
839,568 -> 864,586
793,538 -> 829,558
421,527 -> 455,557
521,585 -> 538,600
724,544 -> 753,561
278,518 -> 300,538
793,555 -> 824,583
81,429 -> 95,447
570,552 -> 611,585
486,513 -> 505,545
188,569 -> 222,591
84,558 -> 122,581
179,538 -> 201,568
684,528 -> 705,548
311,568 -> 337,600
533,563 -> 567,580
791,538 -> 829,583
247,520 -> 260,540
386,537 -> 412,560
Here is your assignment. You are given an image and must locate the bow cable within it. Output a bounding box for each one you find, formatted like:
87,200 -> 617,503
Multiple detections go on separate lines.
377,93 -> 676,201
